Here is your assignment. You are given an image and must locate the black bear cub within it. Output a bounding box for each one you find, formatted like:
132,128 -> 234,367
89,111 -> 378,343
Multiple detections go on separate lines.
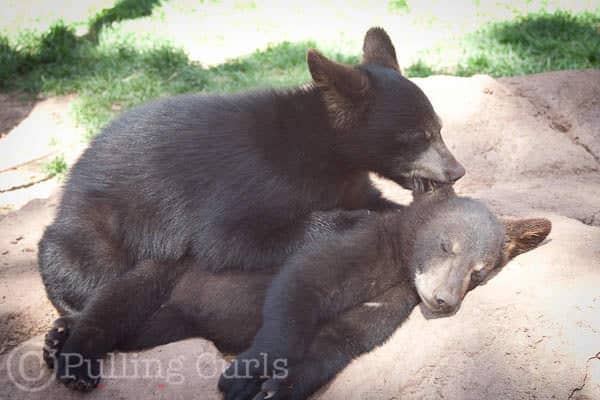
219,187 -> 551,400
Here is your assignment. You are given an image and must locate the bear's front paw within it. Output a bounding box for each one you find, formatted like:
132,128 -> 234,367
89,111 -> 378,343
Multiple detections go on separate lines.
55,350 -> 101,391
253,365 -> 313,400
219,375 -> 264,400
218,353 -> 269,400
253,377 -> 289,400
43,317 -> 72,369
44,317 -> 103,392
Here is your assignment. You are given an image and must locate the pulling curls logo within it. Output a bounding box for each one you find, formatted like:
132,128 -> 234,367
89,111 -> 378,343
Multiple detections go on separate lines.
5,340 -> 288,392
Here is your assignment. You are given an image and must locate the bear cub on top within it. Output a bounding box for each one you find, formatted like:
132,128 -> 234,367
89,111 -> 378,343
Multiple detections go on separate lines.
38,27 -> 469,393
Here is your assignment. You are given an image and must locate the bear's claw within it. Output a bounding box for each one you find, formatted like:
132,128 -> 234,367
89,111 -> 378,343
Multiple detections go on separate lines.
43,317 -> 71,369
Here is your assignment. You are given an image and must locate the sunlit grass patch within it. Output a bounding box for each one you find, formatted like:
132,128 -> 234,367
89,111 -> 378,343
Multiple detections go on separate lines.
44,154 -> 68,178
406,11 -> 600,77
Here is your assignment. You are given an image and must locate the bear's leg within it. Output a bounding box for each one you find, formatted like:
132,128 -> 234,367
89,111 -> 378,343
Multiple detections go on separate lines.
49,259 -> 188,391
117,305 -> 197,351
219,235 -> 377,398
254,284 -> 419,400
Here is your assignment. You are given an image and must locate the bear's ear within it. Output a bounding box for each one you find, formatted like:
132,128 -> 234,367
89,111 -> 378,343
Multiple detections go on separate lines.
362,27 -> 400,72
307,49 -> 371,129
501,218 -> 552,261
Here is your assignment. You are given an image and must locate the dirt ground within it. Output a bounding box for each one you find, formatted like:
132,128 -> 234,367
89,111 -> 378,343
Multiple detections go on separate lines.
0,70 -> 599,399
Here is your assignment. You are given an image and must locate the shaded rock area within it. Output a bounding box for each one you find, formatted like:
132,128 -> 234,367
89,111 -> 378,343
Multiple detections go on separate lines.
0,195 -> 59,355
1,70 -> 599,399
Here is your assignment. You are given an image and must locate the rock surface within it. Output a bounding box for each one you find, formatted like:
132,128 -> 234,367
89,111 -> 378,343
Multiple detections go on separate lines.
1,70 -> 599,399
0,94 -> 85,215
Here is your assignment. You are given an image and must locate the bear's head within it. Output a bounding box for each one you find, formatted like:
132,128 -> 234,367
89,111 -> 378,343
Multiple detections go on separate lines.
306,27 -> 465,192
408,187 -> 551,315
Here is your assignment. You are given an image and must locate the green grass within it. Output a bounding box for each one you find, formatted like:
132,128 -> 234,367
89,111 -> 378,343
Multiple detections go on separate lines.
44,154 -> 68,178
0,21 -> 354,138
406,11 -> 600,77
0,8 -> 598,142
1,22 -> 206,137
388,0 -> 410,14
87,0 -> 162,43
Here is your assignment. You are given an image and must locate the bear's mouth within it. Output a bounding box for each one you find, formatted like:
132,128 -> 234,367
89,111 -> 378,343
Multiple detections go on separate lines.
410,177 -> 447,193
414,178 -> 439,193
395,173 -> 453,194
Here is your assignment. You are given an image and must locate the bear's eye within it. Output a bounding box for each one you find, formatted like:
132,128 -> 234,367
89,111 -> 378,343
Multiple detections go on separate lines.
400,130 -> 426,142
470,269 -> 486,285
441,240 -> 453,254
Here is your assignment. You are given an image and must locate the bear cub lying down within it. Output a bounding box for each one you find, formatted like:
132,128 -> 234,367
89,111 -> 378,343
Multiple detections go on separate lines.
218,187 -> 551,400
44,187 -> 551,400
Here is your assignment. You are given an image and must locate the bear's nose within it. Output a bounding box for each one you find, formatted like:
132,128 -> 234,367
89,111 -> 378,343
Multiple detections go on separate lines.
432,290 -> 458,313
447,163 -> 466,183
